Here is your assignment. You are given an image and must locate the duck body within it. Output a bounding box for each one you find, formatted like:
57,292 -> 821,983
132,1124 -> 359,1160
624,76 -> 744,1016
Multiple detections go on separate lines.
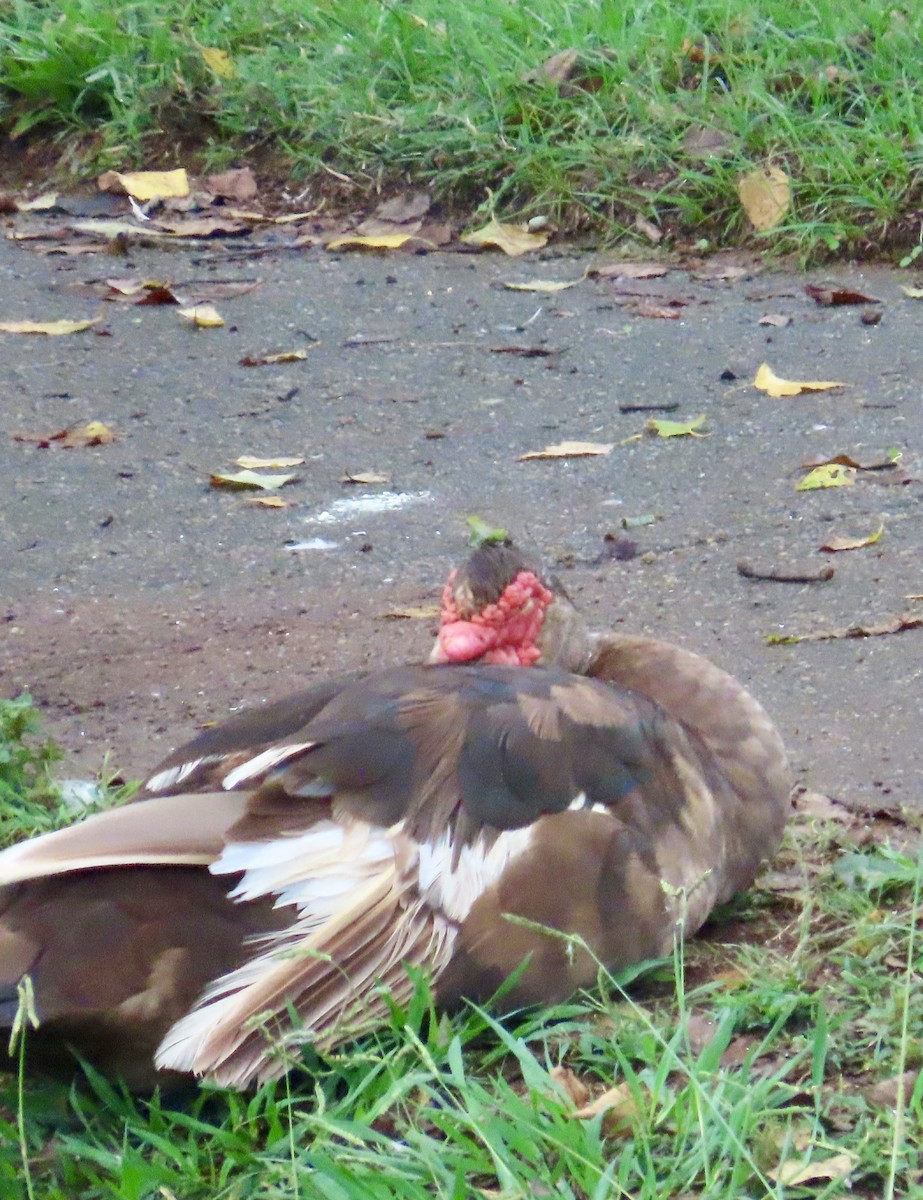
0,542 -> 791,1089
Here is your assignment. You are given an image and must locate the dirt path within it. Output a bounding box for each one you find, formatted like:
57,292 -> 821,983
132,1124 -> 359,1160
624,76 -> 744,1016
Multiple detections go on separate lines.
1,227 -> 920,807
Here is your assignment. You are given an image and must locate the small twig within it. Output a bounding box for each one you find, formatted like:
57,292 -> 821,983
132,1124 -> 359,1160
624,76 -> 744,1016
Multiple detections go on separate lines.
737,560 -> 834,584
618,402 -> 680,413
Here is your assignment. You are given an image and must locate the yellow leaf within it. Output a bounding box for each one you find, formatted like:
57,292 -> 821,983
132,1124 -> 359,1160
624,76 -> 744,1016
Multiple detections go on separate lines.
900,285 -> 923,299
326,233 -> 415,251
796,464 -> 856,490
178,304 -> 225,328
461,218 -> 549,256
210,470 -> 298,491
769,1151 -> 857,1186
99,169 -> 190,201
519,440 -> 613,461
246,495 -> 293,508
646,414 -> 708,438
503,278 -> 581,293
201,47 -> 234,78
738,166 -> 791,231
235,455 -> 305,469
239,349 -> 309,366
753,362 -> 844,397
15,193 -> 59,212
0,318 -> 99,336
820,524 -> 884,551
382,605 -> 442,620
342,471 -> 391,485
572,1083 -> 640,1137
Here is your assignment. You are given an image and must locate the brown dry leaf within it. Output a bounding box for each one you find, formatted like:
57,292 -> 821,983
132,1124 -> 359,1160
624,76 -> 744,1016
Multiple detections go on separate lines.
820,524 -> 884,552
178,304 -> 225,328
210,470 -> 298,491
759,313 -> 792,327
805,283 -> 879,306
530,48 -> 579,86
246,495 -> 293,509
98,169 -> 189,201
631,302 -> 682,319
646,415 -> 708,438
205,168 -> 258,203
182,280 -> 262,304
152,216 -> 249,237
550,1065 -> 590,1107
460,218 -> 548,256
794,790 -> 852,822
327,232 -> 418,251
239,349 -> 308,367
342,471 -> 391,485
768,612 -> 922,645
503,278 -> 582,293
572,1083 -> 639,1137
375,192 -> 431,223
738,166 -> 791,231
12,421 -> 117,449
769,1152 -> 857,1187
355,217 -> 423,240
753,362 -> 845,397
519,440 -> 613,461
235,455 -> 305,470
0,317 -> 100,336
796,464 -> 855,490
201,47 -> 234,78
684,1013 -> 719,1056
633,216 -> 663,243
382,605 -> 441,621
593,262 -> 668,280
683,125 -> 733,158
864,1069 -> 921,1108
899,284 -> 923,299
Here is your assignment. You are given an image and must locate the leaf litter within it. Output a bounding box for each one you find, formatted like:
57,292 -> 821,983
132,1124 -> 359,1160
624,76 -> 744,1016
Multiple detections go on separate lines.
820,524 -> 884,552
519,441 -> 613,461
754,363 -> 845,397
0,317 -> 99,335
11,421 -> 118,449
210,469 -> 299,491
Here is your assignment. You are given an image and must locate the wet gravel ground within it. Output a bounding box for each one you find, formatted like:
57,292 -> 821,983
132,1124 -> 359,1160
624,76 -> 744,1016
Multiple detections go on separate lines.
0,227 -> 920,808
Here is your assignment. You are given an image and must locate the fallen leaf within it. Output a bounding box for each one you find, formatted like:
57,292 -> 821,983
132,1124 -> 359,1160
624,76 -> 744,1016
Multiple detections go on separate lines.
766,612 -> 922,645
235,455 -> 305,469
769,1152 -> 857,1186
98,169 -> 189,201
900,285 -> 923,299
460,218 -> 548,256
182,280 -> 262,304
0,317 -> 99,335
327,233 -> 418,251
503,278 -> 582,293
519,440 -> 613,461
342,471 -> 391,485
239,349 -> 309,366
355,217 -> 423,240
551,1066 -> 591,1107
205,168 -> 258,202
12,421 -> 117,448
382,605 -> 441,621
375,192 -> 431,223
804,284 -> 879,306
820,524 -> 884,552
210,470 -> 298,491
246,495 -> 293,508
528,48 -> 579,87
758,313 -> 792,327
178,304 -> 225,328
152,216 -> 249,237
753,363 -> 845,397
864,1070 -> 921,1108
633,216 -> 663,244
683,125 -> 733,157
592,262 -> 668,280
15,193 -> 59,212
490,345 -> 560,357
572,1083 -> 639,1137
738,166 -> 791,231
631,302 -> 682,319
796,464 -> 856,490
201,47 -> 234,78
68,218 -> 174,240
466,516 -> 510,546
794,790 -> 853,822
646,415 -> 708,438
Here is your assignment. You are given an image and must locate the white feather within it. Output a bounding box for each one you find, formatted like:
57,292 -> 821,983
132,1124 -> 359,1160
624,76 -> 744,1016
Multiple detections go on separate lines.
146,756 -> 223,793
417,825 -> 533,923
221,742 -> 317,790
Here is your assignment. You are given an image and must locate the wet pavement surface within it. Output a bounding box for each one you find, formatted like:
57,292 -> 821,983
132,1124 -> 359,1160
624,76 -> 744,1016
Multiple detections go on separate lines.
0,227 -> 920,808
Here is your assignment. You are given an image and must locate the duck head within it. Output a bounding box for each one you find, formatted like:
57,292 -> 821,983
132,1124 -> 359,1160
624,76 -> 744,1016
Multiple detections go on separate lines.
430,540 -> 597,674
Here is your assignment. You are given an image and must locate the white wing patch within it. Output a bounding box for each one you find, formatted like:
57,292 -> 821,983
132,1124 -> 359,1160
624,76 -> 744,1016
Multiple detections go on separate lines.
221,742 -> 317,790
145,755 -> 224,794
417,825 -> 534,923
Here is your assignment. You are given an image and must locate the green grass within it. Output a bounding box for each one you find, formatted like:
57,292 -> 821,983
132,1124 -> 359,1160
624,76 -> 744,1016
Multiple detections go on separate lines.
1,0 -> 922,257
1,695 -> 922,1198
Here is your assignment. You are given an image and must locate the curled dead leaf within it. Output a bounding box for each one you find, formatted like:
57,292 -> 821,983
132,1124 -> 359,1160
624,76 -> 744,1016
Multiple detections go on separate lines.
591,262 -> 668,280
503,278 -> 582,293
246,495 -> 293,509
11,421 -> 118,449
804,283 -> 879,306
210,470 -> 298,491
754,363 -> 844,397
768,1151 -> 857,1186
0,317 -> 100,336
820,524 -> 884,552
342,471 -> 391,485
239,349 -> 308,366
460,218 -> 548,256
550,1065 -> 590,1107
738,166 -> 791,232
97,169 -> 189,202
571,1082 -> 640,1137
519,440 -> 613,461
178,304 -> 225,328
235,455 -> 305,470
327,233 -> 419,251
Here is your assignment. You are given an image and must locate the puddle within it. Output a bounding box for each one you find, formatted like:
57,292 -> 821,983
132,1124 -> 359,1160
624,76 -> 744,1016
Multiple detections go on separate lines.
306,491 -> 433,525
